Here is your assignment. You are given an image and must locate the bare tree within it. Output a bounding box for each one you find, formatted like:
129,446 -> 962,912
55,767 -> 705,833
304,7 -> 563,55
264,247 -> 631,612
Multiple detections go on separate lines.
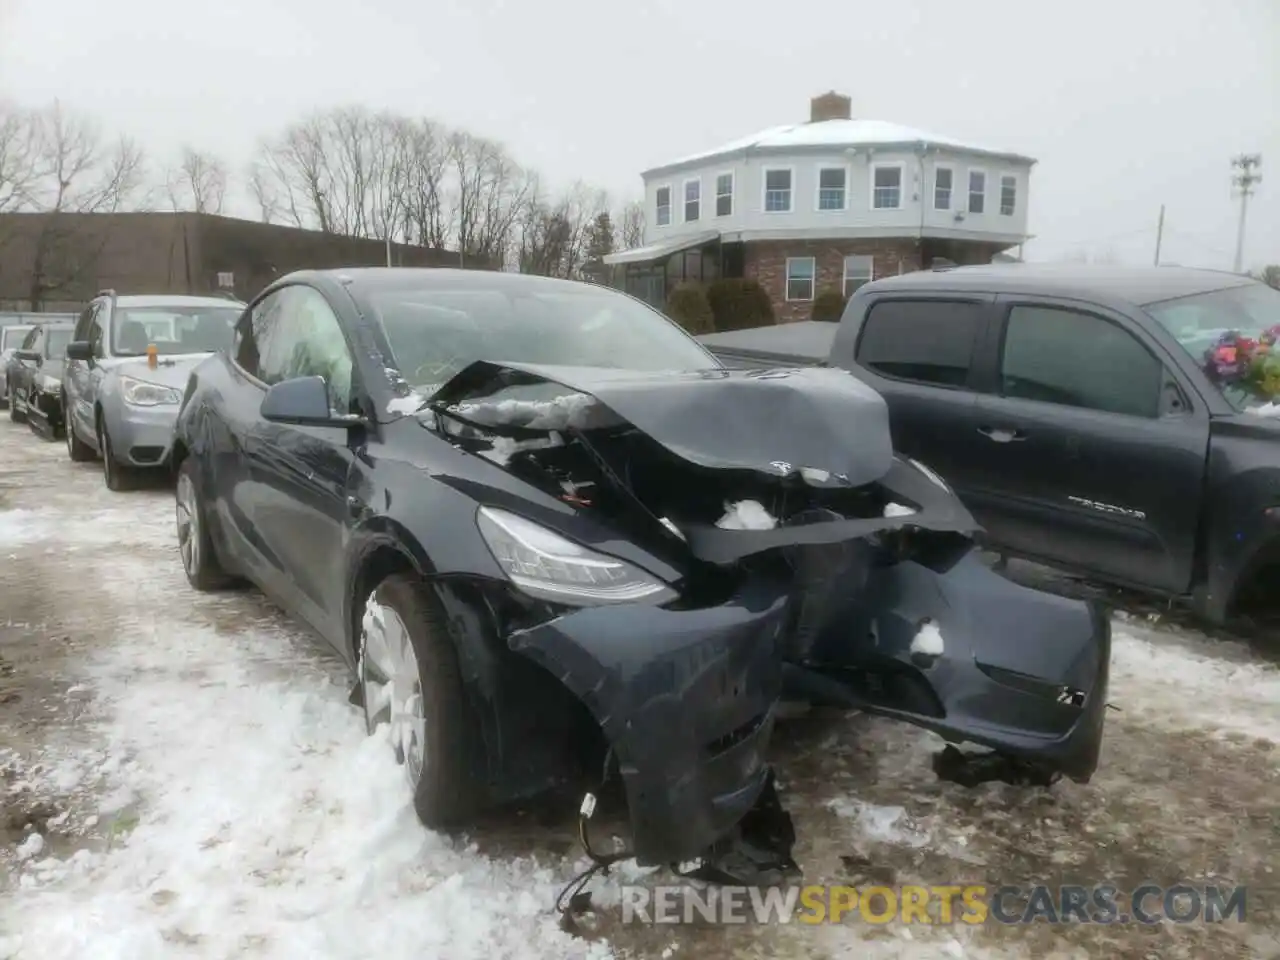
18,100 -> 147,308
447,131 -> 533,266
618,199 -> 645,250
0,102 -> 39,214
245,160 -> 281,223
166,145 -> 228,214
515,181 -> 608,278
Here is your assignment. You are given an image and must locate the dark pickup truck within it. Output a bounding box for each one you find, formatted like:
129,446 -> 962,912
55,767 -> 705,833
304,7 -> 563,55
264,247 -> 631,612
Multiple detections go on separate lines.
698,263 -> 1280,627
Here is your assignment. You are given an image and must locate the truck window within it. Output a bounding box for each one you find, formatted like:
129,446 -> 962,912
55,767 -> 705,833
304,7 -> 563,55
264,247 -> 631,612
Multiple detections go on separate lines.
1000,305 -> 1162,418
855,299 -> 984,387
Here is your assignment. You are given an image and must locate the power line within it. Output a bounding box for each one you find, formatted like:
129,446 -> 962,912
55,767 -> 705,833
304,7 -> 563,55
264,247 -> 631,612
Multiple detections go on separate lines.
1231,153 -> 1262,273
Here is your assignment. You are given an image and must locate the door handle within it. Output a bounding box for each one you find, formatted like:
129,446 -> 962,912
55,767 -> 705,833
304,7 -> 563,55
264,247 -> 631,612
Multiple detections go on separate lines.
977,426 -> 1026,443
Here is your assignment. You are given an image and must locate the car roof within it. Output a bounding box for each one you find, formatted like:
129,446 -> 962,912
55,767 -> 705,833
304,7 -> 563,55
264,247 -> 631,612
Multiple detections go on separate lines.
285,266 -> 607,297
112,294 -> 245,309
862,262 -> 1257,307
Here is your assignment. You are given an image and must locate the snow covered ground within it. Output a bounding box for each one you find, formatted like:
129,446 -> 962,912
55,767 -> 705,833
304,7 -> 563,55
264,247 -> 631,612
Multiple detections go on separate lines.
1,422 -> 1277,960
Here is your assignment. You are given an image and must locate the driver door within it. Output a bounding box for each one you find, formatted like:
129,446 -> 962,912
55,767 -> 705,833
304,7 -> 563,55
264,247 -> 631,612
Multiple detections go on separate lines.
65,303 -> 104,445
244,284 -> 358,647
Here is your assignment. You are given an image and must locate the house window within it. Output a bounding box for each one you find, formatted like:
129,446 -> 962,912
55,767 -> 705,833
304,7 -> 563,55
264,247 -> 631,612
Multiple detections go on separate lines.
968,170 -> 986,214
1000,175 -> 1017,216
655,186 -> 671,226
843,255 -> 874,297
934,167 -> 953,210
872,165 -> 902,209
764,169 -> 793,212
684,178 -> 701,222
715,172 -> 734,216
785,257 -> 815,301
817,167 -> 847,211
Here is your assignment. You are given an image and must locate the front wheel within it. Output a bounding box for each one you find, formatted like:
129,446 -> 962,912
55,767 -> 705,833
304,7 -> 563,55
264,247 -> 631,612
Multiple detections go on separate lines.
98,420 -> 136,491
66,408 -> 95,461
359,574 -> 478,828
8,389 -> 22,422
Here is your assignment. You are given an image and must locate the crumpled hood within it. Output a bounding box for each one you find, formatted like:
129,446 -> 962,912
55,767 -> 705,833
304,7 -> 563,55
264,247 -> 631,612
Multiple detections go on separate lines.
110,353 -> 211,390
430,360 -> 896,488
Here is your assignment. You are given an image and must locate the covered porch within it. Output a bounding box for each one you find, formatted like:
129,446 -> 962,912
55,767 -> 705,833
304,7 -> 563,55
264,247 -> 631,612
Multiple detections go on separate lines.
604,230 -> 742,308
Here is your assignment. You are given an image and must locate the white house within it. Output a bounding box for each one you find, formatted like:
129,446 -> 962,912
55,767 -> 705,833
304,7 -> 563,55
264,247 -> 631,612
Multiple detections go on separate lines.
605,92 -> 1036,321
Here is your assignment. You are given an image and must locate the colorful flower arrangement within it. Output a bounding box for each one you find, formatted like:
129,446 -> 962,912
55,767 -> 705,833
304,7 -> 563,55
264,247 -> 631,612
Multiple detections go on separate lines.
1202,326 -> 1280,402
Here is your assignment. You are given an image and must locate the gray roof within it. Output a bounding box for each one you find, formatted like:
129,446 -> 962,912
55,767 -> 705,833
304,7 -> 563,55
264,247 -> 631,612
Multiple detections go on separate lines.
865,262 -> 1256,306
115,294 -> 245,308
697,321 -> 837,363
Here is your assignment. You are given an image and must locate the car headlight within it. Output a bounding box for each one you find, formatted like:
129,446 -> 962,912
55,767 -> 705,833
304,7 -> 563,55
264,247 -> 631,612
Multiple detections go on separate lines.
476,506 -> 676,606
120,375 -> 181,407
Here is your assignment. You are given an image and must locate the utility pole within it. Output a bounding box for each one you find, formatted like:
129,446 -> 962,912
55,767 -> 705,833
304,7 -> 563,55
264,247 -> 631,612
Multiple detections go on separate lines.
1154,204 -> 1165,266
1231,154 -> 1262,274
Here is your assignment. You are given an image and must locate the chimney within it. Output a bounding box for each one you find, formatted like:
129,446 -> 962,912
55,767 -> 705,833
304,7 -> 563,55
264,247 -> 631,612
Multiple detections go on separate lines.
809,91 -> 852,123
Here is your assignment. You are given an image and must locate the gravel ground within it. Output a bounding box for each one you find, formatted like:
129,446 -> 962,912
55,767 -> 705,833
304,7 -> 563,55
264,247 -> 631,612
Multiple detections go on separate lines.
0,417 -> 1277,960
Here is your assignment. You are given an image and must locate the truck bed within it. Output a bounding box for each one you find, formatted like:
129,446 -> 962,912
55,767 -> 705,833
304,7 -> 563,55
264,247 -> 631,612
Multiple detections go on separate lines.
697,321 -> 836,368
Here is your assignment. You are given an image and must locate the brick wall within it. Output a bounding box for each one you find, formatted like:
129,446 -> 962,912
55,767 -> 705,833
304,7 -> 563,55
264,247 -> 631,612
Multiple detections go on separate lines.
744,238 -> 922,323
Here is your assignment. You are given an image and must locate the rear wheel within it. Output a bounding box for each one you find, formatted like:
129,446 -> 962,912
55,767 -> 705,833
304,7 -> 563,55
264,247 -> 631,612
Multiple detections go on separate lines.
359,574 -> 478,827
175,457 -> 232,590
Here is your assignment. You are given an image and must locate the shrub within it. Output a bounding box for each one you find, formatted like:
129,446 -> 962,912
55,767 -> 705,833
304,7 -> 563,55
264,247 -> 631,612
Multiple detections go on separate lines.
706,278 -> 775,332
664,282 -> 715,335
811,289 -> 849,322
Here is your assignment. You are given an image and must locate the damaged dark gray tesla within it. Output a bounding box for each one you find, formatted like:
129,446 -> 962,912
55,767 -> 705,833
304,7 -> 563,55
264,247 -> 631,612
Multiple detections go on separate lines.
171,268 -> 1110,889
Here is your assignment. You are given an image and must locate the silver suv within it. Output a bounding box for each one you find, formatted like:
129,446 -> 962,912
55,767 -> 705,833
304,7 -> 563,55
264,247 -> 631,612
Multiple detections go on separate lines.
63,291 -> 245,490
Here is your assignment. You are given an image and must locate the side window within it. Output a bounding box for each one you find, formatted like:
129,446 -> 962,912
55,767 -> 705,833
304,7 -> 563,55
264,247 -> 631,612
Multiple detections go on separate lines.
234,292 -> 286,380
855,299 -> 985,388
259,286 -> 354,414
1000,305 -> 1163,418
87,306 -> 105,357
20,327 -> 40,350
73,304 -> 95,341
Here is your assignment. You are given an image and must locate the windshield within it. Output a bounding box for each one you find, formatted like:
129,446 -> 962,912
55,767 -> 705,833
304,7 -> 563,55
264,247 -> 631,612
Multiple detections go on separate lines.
44,327 -> 73,358
1146,282 -> 1280,413
111,306 -> 242,357
364,279 -> 718,395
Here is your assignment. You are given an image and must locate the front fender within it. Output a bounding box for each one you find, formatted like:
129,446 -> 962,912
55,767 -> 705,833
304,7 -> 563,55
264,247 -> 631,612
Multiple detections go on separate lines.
1200,463 -> 1280,621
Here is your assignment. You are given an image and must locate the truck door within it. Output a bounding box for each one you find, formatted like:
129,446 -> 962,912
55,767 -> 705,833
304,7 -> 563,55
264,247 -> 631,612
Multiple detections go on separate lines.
969,296 -> 1210,593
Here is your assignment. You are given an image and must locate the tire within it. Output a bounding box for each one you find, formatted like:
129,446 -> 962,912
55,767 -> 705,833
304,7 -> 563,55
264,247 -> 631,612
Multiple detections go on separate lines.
359,573 -> 478,828
175,457 -> 232,590
97,418 -> 135,491
65,406 -> 94,462
8,388 -> 23,423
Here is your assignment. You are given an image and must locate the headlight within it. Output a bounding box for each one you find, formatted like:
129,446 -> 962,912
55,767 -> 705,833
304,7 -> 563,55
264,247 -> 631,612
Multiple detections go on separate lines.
120,375 -> 181,406
908,458 -> 951,494
476,506 -> 676,606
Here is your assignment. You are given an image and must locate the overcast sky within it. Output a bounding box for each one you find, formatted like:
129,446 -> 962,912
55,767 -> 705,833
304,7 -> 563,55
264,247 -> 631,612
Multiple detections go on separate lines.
1,0 -> 1276,269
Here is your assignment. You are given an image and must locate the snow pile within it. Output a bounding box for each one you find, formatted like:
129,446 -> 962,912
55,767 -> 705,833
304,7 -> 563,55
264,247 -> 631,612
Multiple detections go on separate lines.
909,619 -> 945,657
453,392 -> 604,431
716,500 -> 777,530
0,506 -> 171,551
826,798 -> 932,849
883,502 -> 916,518
1110,628 -> 1280,742
2,621 -> 614,960
1245,401 -> 1280,418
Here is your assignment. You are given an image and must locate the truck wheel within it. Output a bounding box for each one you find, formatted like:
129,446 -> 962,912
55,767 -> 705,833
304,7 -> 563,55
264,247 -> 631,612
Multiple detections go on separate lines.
358,574 -> 479,828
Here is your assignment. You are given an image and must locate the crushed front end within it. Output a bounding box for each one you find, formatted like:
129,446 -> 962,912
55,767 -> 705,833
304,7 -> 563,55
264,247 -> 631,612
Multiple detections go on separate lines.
424,360 -> 1111,884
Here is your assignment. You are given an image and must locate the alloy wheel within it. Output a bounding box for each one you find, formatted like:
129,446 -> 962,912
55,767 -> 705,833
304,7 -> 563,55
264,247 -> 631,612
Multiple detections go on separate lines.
175,472 -> 199,575
361,603 -> 427,785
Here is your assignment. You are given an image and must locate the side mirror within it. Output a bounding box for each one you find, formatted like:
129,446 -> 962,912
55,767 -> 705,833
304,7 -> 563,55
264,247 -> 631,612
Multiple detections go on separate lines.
66,341 -> 93,362
14,349 -> 41,365
260,375 -> 365,427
